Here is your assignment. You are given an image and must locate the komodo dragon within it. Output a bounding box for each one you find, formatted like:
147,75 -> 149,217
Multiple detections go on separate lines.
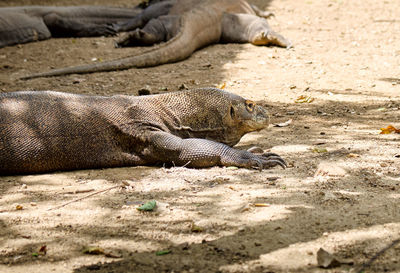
22,0 -> 291,80
0,5 -> 146,48
0,88 -> 286,175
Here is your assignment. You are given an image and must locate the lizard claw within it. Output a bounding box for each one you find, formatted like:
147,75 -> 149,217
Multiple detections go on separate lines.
245,149 -> 287,170
247,153 -> 286,170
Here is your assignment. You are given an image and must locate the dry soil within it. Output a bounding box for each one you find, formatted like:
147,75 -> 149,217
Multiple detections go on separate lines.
0,0 -> 400,272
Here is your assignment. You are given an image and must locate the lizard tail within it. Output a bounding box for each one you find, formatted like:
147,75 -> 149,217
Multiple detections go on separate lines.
21,8 -> 221,80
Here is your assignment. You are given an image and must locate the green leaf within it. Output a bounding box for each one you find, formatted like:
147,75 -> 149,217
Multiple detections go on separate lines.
137,200 -> 157,211
32,252 -> 38,257
155,250 -> 171,256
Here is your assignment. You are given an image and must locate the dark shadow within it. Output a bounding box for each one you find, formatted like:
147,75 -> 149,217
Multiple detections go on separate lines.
379,78 -> 400,85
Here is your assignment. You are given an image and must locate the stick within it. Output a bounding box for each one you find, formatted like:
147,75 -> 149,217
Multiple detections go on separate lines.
63,189 -> 95,194
47,185 -> 121,211
356,238 -> 400,273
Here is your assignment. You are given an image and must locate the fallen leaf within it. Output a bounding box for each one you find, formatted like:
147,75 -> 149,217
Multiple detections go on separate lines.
105,252 -> 122,258
191,223 -> 204,233
16,205 -> 23,210
295,95 -> 315,103
380,125 -> 400,134
317,248 -> 353,268
83,246 -> 121,258
39,245 -> 47,255
311,147 -> 328,153
253,203 -> 270,207
155,250 -> 171,256
273,119 -> 292,127
217,82 -> 226,89
347,153 -> 360,158
137,200 -> 157,211
83,247 -> 105,255
267,176 -> 280,181
239,204 -> 251,212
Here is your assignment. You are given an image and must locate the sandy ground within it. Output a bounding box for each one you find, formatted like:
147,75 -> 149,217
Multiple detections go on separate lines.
1,0 -> 400,272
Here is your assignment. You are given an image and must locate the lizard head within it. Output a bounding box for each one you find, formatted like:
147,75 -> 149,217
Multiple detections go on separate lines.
225,96 -> 270,145
159,88 -> 270,147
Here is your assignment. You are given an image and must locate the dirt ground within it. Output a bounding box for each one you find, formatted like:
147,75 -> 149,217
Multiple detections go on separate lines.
1,0 -> 400,272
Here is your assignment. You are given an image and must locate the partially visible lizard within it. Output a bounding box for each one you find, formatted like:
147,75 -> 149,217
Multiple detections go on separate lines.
0,5 -> 144,48
0,88 -> 286,175
21,0 -> 291,79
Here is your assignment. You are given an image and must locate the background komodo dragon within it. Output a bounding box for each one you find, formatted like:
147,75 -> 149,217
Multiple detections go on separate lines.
0,5 -> 145,48
0,88 -> 286,175
22,0 -> 291,79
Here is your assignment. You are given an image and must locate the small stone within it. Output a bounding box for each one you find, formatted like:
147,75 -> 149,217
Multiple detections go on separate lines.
138,86 -> 151,96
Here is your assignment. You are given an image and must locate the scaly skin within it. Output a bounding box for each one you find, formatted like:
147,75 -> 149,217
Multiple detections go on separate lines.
0,5 -> 144,48
0,88 -> 286,175
21,0 -> 291,80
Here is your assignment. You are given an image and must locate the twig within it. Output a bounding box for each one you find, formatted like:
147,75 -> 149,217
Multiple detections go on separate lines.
356,238 -> 400,273
47,185 -> 121,211
63,189 -> 95,194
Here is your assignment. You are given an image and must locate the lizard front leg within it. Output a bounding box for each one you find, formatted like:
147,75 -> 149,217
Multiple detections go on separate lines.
145,131 -> 286,170
43,13 -> 116,37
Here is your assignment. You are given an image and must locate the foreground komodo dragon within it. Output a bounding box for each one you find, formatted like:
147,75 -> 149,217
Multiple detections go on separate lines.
0,88 -> 286,175
0,5 -> 145,48
22,0 -> 291,79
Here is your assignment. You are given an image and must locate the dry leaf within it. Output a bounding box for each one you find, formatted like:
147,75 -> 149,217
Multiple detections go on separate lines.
317,248 -> 353,268
311,147 -> 328,153
253,203 -> 270,207
83,246 -> 105,255
16,205 -> 23,210
347,153 -> 360,158
39,245 -> 47,255
273,119 -> 292,127
317,248 -> 341,268
295,95 -> 315,103
380,125 -> 400,134
191,223 -> 204,233
217,82 -> 226,89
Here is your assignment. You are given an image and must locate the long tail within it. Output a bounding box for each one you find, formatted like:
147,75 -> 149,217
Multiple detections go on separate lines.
21,8 -> 222,80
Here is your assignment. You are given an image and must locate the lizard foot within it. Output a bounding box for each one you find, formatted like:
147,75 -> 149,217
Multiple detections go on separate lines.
252,30 -> 292,48
245,147 -> 287,170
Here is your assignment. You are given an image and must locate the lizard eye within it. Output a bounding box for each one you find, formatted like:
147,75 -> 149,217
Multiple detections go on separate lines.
245,100 -> 255,112
230,106 -> 235,118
